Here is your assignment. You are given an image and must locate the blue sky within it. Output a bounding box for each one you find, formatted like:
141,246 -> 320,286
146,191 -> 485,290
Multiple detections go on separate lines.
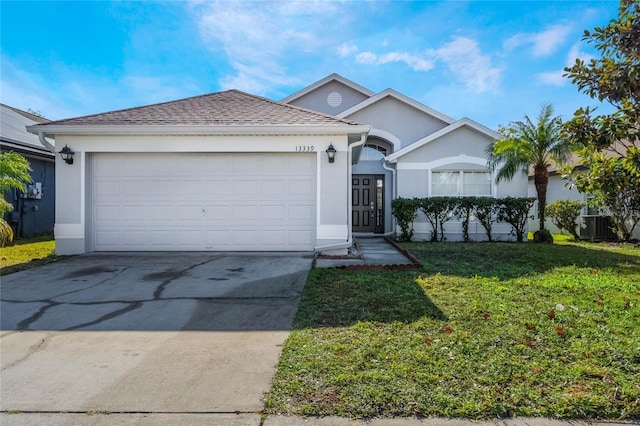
1,1 -> 619,129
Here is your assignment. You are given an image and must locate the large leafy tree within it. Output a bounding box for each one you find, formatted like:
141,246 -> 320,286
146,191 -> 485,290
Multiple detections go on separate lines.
488,103 -> 572,238
564,0 -> 639,174
0,151 -> 32,245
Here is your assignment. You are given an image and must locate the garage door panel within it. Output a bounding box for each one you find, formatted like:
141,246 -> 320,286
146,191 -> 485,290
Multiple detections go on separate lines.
204,179 -> 231,195
148,206 -> 174,220
288,153 -> 315,170
177,205 -> 204,220
203,155 -> 232,172
150,231 -> 173,245
94,205 -> 120,222
289,204 -> 314,221
204,230 -> 231,246
232,156 -> 259,170
261,179 -> 288,196
176,230 -> 202,245
121,205 -> 147,220
203,205 -> 231,220
232,180 -> 259,196
261,205 -> 286,220
231,205 -> 258,221
92,153 -> 316,251
289,179 -> 314,197
175,180 -> 204,195
260,156 -> 288,170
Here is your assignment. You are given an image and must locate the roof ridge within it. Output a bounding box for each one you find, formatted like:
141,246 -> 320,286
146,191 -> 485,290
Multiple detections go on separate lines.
45,90 -> 243,125
1,103 -> 50,123
227,89 -> 360,126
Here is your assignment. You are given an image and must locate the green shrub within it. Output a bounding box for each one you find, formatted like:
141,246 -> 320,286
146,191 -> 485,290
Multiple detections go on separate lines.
545,200 -> 584,239
417,197 -> 456,241
474,197 -> 501,242
0,218 -> 13,247
391,198 -> 418,242
498,197 -> 536,242
453,197 -> 475,242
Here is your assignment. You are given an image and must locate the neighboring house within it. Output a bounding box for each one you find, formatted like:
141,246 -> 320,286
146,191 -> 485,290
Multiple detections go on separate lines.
529,144 -> 640,240
1,104 -> 55,238
283,74 -> 527,241
27,90 -> 370,255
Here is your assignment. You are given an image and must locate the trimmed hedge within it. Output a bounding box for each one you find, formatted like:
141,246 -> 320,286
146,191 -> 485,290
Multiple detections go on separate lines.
391,196 -> 536,242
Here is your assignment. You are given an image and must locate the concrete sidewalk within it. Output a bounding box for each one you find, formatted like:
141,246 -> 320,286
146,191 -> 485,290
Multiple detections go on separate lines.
0,413 -> 634,425
315,237 -> 416,268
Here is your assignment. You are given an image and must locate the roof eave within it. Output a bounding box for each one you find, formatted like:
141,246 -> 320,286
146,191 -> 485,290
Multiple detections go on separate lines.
281,73 -> 375,104
385,118 -> 501,162
27,124 -> 372,137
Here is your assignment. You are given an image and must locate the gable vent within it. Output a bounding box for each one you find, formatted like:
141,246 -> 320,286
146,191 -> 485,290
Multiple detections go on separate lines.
327,91 -> 343,107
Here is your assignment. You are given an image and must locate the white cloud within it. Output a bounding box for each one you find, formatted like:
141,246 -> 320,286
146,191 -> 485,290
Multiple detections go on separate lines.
337,42 -> 358,58
565,43 -> 594,66
535,43 -> 595,87
355,51 -> 378,64
355,51 -> 434,71
536,71 -> 566,87
190,1 -> 347,95
428,37 -> 502,93
504,23 -> 572,57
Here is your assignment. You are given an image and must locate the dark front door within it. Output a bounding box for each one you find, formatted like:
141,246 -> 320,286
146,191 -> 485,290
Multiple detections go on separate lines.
352,175 -> 384,233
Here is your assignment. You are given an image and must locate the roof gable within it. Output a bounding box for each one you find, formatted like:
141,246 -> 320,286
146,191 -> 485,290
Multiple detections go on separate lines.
337,89 -> 455,125
281,73 -> 375,104
386,118 -> 501,162
32,90 -> 360,128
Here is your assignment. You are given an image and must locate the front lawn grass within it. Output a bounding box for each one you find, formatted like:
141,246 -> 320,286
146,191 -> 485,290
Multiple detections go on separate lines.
1,236 -> 59,275
265,241 -> 640,420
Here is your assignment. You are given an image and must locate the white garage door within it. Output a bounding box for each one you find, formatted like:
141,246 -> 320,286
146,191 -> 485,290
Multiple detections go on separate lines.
91,152 -> 316,251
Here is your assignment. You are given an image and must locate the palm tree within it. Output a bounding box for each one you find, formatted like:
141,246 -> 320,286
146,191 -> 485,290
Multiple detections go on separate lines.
487,103 -> 572,240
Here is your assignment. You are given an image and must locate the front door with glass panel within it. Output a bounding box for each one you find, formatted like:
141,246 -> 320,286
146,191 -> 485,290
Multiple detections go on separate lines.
352,175 -> 384,233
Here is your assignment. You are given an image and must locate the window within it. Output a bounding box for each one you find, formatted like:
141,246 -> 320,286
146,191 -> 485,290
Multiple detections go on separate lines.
432,171 -> 492,196
359,143 -> 388,161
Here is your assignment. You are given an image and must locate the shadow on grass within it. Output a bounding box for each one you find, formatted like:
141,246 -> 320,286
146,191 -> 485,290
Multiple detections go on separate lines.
293,268 -> 447,329
402,241 -> 640,280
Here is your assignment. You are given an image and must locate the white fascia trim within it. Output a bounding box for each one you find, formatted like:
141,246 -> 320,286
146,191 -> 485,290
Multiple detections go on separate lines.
386,118 -> 501,162
397,155 -> 489,170
281,73 -> 375,103
337,89 -> 455,124
26,124 -> 372,137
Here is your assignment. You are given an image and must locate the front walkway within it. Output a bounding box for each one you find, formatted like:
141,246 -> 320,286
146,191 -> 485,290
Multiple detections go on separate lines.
315,237 -> 416,268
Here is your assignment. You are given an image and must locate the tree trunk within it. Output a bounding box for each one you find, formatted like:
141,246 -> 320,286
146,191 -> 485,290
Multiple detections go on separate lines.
534,165 -> 549,231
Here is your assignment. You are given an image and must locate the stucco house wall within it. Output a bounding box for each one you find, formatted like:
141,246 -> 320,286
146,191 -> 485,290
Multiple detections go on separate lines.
50,133 -> 358,255
392,124 -> 526,241
29,90 -> 370,255
342,97 -> 449,150
282,74 -> 530,242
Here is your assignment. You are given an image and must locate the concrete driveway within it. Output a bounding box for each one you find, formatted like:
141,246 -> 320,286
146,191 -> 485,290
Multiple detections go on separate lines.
0,252 -> 313,417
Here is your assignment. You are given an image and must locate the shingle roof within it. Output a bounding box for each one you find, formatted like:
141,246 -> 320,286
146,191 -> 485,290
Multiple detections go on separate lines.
41,90 -> 361,127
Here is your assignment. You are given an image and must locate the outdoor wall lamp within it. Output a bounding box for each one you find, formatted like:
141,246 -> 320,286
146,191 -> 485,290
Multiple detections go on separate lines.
59,145 -> 75,165
326,144 -> 336,163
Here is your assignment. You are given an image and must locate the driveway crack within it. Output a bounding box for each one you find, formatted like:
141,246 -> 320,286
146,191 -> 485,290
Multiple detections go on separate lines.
63,301 -> 144,331
153,258 -> 219,300
16,301 -> 62,330
1,332 -> 56,371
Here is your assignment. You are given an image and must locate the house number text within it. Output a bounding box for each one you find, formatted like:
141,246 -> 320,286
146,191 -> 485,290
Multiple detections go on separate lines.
295,145 -> 315,152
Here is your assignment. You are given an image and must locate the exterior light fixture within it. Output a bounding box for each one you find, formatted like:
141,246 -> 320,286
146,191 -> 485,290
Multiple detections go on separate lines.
326,144 -> 336,163
59,145 -> 75,165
